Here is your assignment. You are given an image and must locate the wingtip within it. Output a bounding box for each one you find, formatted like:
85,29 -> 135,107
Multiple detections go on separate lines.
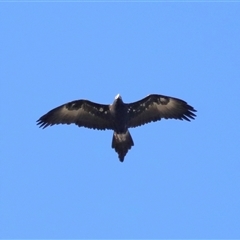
36,118 -> 48,129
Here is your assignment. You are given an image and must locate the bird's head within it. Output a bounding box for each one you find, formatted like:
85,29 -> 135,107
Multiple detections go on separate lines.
113,94 -> 123,107
115,94 -> 122,101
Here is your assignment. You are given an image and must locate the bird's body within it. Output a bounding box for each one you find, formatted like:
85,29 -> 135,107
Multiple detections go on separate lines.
109,94 -> 128,133
37,94 -> 197,162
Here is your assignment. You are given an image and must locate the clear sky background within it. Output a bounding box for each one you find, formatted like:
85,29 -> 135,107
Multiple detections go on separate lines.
1,1 -> 240,239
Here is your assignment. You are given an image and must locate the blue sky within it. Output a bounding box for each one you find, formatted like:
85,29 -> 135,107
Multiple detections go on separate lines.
1,2 -> 240,239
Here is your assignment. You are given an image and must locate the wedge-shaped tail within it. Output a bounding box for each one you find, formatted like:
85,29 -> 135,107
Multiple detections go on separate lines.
112,130 -> 134,162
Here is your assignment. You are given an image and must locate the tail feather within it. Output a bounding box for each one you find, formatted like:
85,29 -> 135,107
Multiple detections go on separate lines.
112,130 -> 134,162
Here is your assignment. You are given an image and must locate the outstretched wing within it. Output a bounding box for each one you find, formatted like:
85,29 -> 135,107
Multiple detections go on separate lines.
126,94 -> 197,128
37,100 -> 113,130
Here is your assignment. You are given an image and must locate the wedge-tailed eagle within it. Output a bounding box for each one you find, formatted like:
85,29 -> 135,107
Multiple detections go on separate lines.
37,94 -> 196,162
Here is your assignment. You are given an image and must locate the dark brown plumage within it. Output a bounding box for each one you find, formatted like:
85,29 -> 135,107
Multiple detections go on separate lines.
37,94 -> 197,162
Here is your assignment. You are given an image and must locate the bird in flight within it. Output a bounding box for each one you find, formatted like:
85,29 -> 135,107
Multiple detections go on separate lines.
37,94 -> 197,162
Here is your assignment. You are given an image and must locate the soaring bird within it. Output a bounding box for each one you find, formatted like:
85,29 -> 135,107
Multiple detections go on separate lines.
37,94 -> 196,162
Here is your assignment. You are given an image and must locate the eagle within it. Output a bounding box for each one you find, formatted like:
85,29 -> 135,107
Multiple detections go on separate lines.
37,94 -> 196,162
